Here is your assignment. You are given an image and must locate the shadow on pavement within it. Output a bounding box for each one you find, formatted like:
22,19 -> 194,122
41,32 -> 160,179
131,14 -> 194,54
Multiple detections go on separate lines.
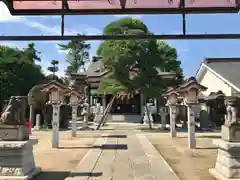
69,172 -> 103,177
101,135 -> 127,138
97,144 -> 128,150
33,171 -> 103,180
196,147 -> 217,150
33,171 -> 69,180
58,144 -> 128,150
198,135 -> 221,139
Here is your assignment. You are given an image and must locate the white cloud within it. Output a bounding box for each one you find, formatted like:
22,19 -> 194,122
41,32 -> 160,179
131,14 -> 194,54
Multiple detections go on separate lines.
0,41 -> 29,50
0,2 -> 25,22
113,14 -> 143,19
56,44 -> 69,54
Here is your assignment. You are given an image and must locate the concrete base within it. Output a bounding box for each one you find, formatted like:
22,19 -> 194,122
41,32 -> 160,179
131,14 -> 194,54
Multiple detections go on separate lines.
143,113 -> 154,125
0,138 -> 41,179
106,114 -> 141,123
221,124 -> 240,142
0,167 -> 41,180
0,125 -> 29,141
211,139 -> 240,179
93,114 -> 102,124
209,168 -> 240,180
33,126 -> 40,131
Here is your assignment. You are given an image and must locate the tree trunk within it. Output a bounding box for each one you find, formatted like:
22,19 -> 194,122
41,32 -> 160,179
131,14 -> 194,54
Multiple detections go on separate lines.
96,94 -> 116,130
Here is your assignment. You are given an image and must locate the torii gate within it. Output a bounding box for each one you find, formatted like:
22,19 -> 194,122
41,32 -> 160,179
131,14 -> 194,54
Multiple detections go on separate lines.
0,0 -> 240,41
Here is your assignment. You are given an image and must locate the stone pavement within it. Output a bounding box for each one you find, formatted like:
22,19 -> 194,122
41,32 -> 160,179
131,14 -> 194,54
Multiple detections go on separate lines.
65,123 -> 180,180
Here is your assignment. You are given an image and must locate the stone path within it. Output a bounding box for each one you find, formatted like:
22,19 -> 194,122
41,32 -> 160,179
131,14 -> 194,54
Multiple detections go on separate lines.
65,125 -> 179,180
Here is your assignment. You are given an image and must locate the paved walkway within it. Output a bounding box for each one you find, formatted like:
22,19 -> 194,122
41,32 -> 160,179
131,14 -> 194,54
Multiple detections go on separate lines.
65,124 -> 179,180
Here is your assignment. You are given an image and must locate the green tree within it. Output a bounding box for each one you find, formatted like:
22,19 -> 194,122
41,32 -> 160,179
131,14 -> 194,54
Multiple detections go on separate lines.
156,40 -> 183,86
0,46 -> 22,62
97,18 -> 183,128
0,45 -> 45,105
58,39 -> 91,75
47,60 -> 59,76
21,43 -> 41,63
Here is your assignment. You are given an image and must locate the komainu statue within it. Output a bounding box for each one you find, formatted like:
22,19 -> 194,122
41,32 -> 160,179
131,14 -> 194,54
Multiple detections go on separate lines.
0,96 -> 27,125
224,96 -> 239,127
0,96 -> 29,141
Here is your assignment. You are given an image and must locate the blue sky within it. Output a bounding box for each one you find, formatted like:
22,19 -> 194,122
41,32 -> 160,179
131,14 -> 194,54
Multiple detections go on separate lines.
1,2 -> 240,77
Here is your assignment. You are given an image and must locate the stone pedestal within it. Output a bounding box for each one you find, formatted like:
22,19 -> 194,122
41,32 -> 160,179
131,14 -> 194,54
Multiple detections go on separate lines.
169,106 -> 177,137
71,106 -> 78,137
159,107 -> 167,129
33,114 -> 40,131
29,105 -> 34,126
160,112 -> 166,129
221,124 -> 240,142
94,104 -> 102,124
0,125 -> 29,141
0,138 -> 41,179
94,114 -> 102,124
187,105 -> 196,149
52,104 -> 61,148
210,139 -> 240,180
143,111 -> 153,125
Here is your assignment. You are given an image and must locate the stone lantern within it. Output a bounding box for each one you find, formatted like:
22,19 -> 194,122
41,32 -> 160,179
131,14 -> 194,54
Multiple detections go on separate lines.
165,88 -> 179,137
65,89 -> 83,137
177,77 -> 207,149
41,80 -> 70,148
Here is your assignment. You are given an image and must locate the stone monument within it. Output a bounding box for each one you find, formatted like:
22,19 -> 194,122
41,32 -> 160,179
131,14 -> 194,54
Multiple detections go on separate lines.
0,96 -> 40,179
210,96 -> 240,180
93,103 -> 102,124
79,87 -> 94,131
159,107 -> 167,130
143,105 -> 154,125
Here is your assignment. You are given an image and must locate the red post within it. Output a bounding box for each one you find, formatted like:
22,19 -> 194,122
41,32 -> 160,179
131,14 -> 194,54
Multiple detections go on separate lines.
26,119 -> 32,135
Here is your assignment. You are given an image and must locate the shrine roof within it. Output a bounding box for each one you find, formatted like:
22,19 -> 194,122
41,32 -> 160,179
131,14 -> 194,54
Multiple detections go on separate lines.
86,59 -> 176,78
1,0 -> 239,15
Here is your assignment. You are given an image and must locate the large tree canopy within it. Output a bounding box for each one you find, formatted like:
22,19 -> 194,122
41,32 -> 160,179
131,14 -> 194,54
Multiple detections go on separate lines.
58,39 -> 91,75
97,18 -> 183,98
103,18 -> 148,35
0,45 -> 45,105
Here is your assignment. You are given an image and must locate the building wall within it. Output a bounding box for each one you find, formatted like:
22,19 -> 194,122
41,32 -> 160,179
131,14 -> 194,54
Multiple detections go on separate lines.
199,69 -> 232,96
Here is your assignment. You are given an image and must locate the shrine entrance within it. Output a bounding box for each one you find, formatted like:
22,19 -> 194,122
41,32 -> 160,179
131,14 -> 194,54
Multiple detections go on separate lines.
106,94 -> 141,115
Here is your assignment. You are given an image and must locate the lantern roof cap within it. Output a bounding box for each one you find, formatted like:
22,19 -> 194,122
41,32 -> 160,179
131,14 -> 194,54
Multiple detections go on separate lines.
207,91 -> 225,100
163,87 -> 179,97
41,80 -> 70,92
176,76 -> 207,92
65,88 -> 84,97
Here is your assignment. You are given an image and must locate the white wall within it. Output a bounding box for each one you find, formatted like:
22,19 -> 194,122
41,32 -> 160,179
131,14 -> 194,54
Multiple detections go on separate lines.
198,69 -> 232,96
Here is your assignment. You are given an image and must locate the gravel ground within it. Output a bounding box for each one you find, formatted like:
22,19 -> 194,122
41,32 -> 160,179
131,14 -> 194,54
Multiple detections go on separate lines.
31,131 -> 96,180
147,131 -> 219,180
